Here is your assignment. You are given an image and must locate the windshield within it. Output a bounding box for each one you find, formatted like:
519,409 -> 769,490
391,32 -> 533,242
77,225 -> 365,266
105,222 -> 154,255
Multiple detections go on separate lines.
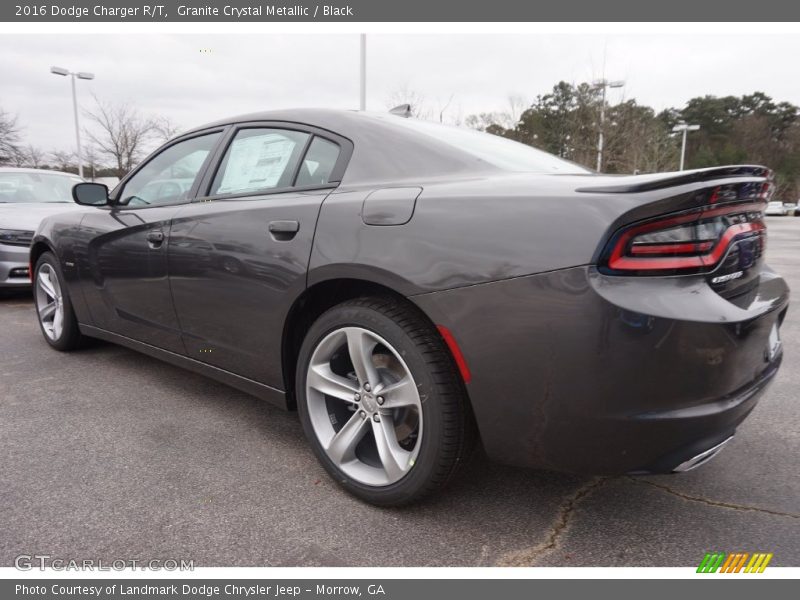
373,115 -> 591,174
0,171 -> 83,203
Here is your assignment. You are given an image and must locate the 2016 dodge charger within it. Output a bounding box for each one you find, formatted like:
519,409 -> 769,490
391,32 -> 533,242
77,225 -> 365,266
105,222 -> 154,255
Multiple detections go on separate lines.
30,109 -> 789,505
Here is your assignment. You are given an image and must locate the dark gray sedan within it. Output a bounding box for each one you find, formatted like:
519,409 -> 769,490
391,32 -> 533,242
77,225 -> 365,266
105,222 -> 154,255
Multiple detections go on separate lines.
30,110 -> 789,505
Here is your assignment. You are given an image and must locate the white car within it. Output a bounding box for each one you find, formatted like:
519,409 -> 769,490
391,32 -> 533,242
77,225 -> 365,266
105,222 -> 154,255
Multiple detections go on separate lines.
0,168 -> 85,289
765,200 -> 796,216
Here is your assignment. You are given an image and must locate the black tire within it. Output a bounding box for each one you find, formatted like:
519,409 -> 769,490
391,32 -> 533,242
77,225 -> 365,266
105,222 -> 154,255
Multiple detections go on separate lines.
33,252 -> 83,351
296,296 -> 476,506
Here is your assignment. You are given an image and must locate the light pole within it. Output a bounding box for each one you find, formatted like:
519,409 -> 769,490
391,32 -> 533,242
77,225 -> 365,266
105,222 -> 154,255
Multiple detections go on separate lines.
50,66 -> 95,179
359,34 -> 366,111
593,79 -> 624,172
672,122 -> 700,171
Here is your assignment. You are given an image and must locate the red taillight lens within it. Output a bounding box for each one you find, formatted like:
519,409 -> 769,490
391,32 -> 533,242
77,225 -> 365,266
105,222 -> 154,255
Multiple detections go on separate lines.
601,202 -> 766,275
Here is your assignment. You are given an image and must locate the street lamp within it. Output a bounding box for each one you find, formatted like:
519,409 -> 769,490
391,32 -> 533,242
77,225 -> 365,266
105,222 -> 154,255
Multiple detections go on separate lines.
672,122 -> 701,171
50,66 -> 95,179
593,79 -> 625,172
359,34 -> 366,111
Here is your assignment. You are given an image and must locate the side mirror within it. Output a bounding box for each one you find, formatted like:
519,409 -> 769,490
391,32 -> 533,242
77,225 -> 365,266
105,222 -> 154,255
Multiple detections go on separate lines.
72,182 -> 110,206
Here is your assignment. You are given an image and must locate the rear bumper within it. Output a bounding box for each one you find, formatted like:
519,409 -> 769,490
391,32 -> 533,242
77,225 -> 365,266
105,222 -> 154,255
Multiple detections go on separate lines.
412,265 -> 789,474
601,355 -> 779,475
0,243 -> 31,288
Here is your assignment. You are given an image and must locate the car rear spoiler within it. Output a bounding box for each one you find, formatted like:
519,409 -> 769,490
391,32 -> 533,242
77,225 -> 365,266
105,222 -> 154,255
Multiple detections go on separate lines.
576,165 -> 772,194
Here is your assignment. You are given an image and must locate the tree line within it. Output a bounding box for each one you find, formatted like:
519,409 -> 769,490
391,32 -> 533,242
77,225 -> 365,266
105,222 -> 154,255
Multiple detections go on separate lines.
462,82 -> 800,199
0,96 -> 178,180
2,82 -> 799,199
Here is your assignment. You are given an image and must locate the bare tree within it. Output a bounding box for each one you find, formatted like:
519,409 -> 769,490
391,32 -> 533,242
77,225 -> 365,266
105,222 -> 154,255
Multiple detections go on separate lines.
465,111 -> 514,131
448,102 -> 465,127
83,145 -> 101,181
26,145 -> 46,168
152,116 -> 181,142
0,107 -> 23,165
603,100 -> 678,174
385,85 -> 431,119
50,149 -> 75,172
437,94 -> 455,123
11,148 -> 27,167
84,96 -> 155,178
507,94 -> 528,125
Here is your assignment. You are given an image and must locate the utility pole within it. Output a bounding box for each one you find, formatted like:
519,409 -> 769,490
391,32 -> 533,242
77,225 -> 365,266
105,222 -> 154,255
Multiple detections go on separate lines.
359,34 -> 366,111
50,66 -> 95,179
672,122 -> 701,171
593,79 -> 624,172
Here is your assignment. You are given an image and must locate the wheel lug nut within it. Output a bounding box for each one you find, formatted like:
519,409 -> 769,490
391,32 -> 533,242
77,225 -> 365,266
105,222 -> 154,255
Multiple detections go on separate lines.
377,396 -> 385,405
354,393 -> 361,401
359,410 -> 366,419
364,383 -> 371,392
372,414 -> 380,422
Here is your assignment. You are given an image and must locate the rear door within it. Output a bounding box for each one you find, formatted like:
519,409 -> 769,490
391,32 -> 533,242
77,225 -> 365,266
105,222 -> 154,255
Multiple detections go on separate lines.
168,123 -> 350,388
79,130 -> 224,352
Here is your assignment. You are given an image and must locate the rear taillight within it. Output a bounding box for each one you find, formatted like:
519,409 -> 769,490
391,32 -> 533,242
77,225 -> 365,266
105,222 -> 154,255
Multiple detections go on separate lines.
600,202 -> 766,275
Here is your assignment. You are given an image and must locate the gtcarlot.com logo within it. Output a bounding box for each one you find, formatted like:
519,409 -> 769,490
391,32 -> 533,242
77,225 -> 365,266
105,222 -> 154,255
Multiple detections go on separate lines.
14,554 -> 194,571
697,552 -> 773,573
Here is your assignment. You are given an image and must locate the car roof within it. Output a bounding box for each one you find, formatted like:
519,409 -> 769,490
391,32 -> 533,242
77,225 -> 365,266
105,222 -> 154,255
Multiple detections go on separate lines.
185,108 -> 385,134
183,108 -> 505,184
0,167 -> 81,177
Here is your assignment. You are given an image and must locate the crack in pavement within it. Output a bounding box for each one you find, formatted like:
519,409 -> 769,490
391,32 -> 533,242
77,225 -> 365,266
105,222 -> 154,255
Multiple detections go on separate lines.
495,476 -> 610,566
493,473 -> 798,568
629,477 -> 800,519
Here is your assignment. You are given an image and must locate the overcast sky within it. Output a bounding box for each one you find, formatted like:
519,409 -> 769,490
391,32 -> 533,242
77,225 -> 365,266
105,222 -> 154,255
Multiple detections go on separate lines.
2,33 -> 799,156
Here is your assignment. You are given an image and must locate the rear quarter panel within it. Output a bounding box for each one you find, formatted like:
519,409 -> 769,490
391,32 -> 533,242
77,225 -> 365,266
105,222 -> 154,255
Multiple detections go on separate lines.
310,173 -> 775,294
310,174 -> 693,292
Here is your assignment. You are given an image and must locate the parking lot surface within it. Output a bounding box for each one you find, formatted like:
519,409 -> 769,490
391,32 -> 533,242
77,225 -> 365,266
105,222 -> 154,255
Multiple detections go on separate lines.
1,217 -> 798,567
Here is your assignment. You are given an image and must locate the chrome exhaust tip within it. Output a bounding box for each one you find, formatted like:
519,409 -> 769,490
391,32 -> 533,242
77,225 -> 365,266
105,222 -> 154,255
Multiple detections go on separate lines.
672,436 -> 734,473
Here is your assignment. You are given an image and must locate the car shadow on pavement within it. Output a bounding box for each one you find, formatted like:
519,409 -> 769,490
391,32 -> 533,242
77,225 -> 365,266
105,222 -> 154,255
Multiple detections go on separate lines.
0,288 -> 33,302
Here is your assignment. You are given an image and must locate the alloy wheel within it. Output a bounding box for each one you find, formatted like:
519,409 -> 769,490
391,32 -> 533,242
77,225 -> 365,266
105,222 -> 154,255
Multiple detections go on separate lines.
305,326 -> 423,487
35,264 -> 64,341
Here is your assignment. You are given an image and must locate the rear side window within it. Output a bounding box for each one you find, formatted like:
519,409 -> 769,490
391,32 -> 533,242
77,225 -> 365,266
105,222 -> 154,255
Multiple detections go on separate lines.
296,137 -> 340,186
211,128 -> 309,196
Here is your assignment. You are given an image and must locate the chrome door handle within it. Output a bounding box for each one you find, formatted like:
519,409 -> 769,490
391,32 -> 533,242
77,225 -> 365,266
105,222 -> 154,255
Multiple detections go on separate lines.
268,220 -> 300,241
268,220 -> 300,233
146,231 -> 164,246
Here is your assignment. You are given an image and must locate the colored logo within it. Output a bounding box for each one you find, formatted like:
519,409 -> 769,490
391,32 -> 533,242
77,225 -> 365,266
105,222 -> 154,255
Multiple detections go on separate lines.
697,552 -> 773,573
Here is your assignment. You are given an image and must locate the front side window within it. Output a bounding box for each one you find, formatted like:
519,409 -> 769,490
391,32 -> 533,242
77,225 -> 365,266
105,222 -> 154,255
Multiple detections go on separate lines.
211,128 -> 310,196
119,132 -> 221,207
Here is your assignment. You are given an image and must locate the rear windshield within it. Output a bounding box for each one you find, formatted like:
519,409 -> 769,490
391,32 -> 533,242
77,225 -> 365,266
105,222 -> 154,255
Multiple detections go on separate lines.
0,172 -> 82,203
372,114 -> 591,174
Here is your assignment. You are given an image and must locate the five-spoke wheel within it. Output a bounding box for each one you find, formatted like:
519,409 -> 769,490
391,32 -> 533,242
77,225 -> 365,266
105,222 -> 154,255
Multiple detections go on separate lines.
35,263 -> 64,341
297,297 -> 475,506
33,252 -> 82,351
306,326 -> 423,486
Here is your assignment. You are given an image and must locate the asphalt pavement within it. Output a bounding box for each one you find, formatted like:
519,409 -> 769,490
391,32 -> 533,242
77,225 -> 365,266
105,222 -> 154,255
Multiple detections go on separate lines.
1,217 -> 798,567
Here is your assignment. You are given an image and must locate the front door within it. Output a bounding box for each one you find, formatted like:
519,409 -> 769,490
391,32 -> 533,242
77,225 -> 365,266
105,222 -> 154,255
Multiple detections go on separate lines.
80,131 -> 223,352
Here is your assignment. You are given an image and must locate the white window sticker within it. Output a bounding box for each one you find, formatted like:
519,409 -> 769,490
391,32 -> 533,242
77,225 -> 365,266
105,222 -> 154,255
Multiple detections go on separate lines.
217,134 -> 296,194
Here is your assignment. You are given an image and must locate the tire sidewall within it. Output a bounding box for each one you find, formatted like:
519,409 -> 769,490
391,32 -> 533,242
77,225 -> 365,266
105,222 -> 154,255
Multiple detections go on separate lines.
296,301 -> 450,505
